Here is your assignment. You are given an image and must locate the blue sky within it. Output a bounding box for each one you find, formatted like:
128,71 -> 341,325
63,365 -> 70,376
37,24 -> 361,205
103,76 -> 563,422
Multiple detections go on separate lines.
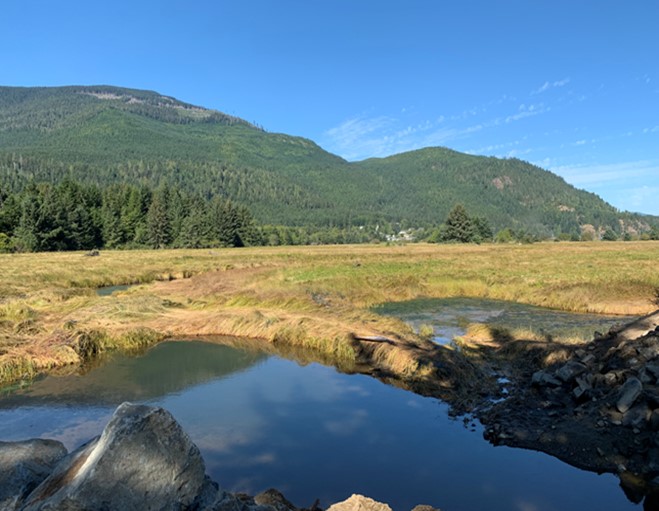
2,1 -> 658,215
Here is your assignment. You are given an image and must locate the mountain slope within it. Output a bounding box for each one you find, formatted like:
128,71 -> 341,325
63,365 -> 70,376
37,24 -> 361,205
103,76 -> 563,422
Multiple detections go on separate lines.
0,85 -> 655,235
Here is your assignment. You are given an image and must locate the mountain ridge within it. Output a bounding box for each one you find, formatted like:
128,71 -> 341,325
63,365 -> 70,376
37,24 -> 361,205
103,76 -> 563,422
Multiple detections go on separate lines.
0,84 -> 656,238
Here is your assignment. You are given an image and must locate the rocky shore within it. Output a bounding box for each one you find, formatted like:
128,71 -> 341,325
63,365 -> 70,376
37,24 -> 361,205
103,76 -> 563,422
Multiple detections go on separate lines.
0,402 -> 440,511
477,310 -> 659,508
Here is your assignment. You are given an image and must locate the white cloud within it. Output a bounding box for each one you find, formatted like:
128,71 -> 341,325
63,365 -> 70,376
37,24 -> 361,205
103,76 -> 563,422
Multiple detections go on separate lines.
324,97 -> 552,161
531,78 -> 570,95
549,160 -> 659,215
325,116 -> 392,146
324,409 -> 368,436
505,103 -> 547,123
468,139 -> 521,154
551,160 -> 659,186
323,114 -> 458,160
507,148 -> 533,158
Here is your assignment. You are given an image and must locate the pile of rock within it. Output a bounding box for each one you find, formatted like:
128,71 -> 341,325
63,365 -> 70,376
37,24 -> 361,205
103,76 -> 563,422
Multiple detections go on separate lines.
482,310 -> 659,505
1,402 -> 440,511
529,312 -> 659,437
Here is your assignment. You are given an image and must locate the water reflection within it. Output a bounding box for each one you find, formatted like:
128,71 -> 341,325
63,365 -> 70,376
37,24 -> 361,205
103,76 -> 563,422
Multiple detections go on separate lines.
0,340 -> 637,511
374,297 -> 633,343
0,341 -> 267,406
96,284 -> 133,296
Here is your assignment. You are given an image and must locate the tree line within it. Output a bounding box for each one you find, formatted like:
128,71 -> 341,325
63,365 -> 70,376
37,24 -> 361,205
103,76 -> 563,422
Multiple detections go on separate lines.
0,179 -> 390,252
429,204 -> 659,244
2,181 -> 657,253
0,180 -> 258,252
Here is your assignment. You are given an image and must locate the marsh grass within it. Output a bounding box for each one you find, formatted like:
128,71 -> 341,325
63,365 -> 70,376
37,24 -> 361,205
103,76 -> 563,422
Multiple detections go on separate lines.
0,241 -> 657,385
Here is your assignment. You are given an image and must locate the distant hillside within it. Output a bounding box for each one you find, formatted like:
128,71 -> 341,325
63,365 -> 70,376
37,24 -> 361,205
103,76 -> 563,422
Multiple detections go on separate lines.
0,85 -> 656,237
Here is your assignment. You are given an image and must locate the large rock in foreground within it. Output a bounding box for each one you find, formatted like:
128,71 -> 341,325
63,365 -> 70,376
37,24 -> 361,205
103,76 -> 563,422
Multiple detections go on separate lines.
4,402 -> 439,511
0,439 -> 67,510
21,402 -> 216,511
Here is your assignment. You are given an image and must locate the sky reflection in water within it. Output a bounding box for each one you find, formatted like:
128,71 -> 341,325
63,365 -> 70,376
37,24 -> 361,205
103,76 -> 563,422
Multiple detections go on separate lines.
0,341 -> 636,511
374,297 -> 633,345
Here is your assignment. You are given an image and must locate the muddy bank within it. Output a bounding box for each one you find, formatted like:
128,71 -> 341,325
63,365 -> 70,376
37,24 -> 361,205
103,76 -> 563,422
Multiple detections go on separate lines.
472,310 -> 659,508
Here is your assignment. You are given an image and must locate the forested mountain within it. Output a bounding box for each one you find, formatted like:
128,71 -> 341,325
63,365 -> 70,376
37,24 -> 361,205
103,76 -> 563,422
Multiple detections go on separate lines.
0,85 -> 656,239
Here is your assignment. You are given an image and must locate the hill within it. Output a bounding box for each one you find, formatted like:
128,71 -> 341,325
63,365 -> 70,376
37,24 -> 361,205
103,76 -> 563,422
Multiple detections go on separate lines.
0,85 -> 656,237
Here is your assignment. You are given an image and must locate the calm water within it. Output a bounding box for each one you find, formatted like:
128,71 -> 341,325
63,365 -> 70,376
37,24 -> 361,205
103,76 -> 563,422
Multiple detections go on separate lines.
0,340 -> 635,511
374,297 -> 633,345
96,284 -> 133,296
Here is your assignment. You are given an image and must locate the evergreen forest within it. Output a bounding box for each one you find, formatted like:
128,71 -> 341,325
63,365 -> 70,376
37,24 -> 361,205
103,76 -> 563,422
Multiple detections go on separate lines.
1,85 -> 658,252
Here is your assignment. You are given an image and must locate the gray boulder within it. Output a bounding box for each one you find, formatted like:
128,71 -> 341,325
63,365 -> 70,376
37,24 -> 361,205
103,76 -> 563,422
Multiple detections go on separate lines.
255,489 -> 298,511
209,491 -> 262,511
0,439 -> 67,511
531,370 -> 561,387
555,361 -> 587,383
622,403 -> 651,428
21,402 -> 216,511
616,377 -> 643,414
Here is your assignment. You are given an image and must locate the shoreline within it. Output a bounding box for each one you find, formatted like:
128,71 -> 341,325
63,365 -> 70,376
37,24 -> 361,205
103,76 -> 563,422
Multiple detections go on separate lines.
2,243 -> 659,504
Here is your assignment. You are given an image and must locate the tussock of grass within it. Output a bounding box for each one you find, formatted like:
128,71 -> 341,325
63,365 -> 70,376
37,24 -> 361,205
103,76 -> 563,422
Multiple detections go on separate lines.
273,326 -> 356,363
0,302 -> 37,322
0,356 -> 39,383
370,342 -> 421,376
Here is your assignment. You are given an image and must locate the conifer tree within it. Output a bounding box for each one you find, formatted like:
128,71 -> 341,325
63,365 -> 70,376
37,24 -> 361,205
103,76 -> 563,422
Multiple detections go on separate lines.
443,204 -> 476,243
147,185 -> 172,249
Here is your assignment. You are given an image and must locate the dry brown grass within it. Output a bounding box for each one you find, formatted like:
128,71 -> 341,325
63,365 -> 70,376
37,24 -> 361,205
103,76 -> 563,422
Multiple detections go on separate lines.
0,241 -> 657,386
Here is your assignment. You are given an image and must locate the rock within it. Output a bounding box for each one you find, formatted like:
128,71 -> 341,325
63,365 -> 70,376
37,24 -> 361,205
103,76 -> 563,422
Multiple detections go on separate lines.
640,344 -> 659,360
0,439 -> 67,511
619,470 -> 647,504
575,374 -> 593,391
651,409 -> 659,431
572,374 -> 593,401
593,372 -> 616,388
531,370 -> 561,387
638,367 -> 654,384
646,364 -> 659,380
616,377 -> 643,414
581,353 -> 595,365
572,386 -> 586,400
327,494 -> 393,511
255,488 -> 298,511
648,449 -> 659,471
645,388 -> 659,408
555,361 -> 587,383
22,402 -> 217,511
411,506 -> 441,511
210,490 -> 259,511
622,403 -> 651,427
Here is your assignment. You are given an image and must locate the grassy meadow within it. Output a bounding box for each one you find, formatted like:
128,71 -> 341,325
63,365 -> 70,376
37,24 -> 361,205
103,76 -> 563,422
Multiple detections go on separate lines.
1,241 -> 658,386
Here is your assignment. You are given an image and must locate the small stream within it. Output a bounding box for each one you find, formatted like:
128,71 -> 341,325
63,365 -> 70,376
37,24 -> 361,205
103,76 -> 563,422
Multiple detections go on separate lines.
96,284 -> 133,296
